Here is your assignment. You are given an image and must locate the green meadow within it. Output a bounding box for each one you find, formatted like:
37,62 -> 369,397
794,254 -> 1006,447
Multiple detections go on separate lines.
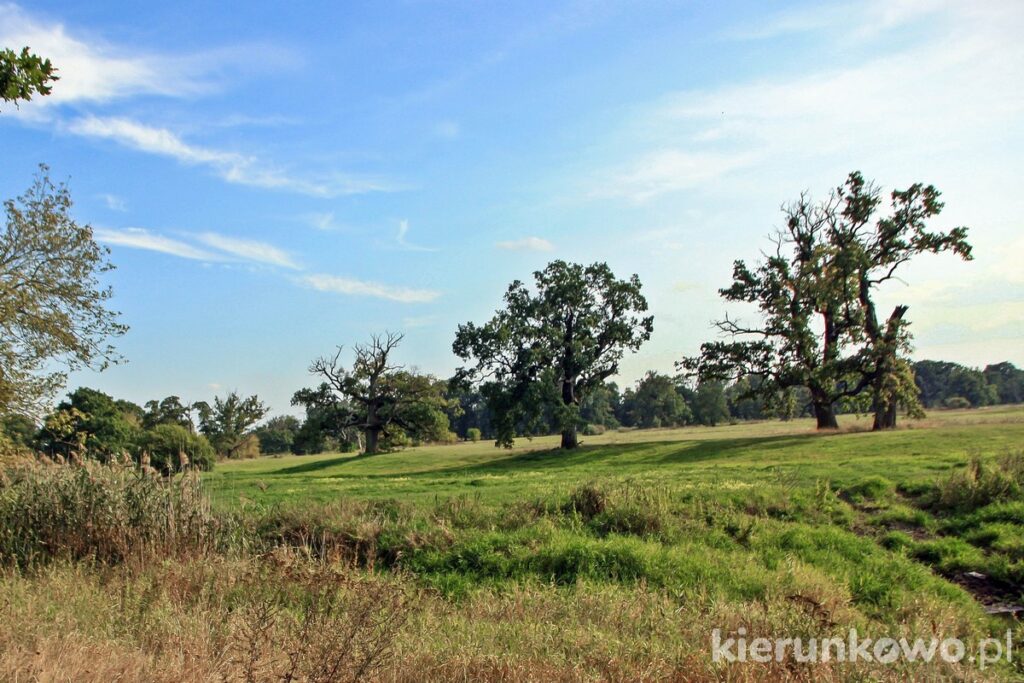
207,405 -> 1024,507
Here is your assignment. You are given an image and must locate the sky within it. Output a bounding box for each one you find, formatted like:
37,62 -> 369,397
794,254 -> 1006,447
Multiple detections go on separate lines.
2,0 -> 1022,417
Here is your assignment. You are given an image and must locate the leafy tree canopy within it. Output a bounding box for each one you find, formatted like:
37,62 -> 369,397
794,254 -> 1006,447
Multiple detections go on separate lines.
454,260 -> 652,449
0,167 -> 127,415
1,46 -> 57,109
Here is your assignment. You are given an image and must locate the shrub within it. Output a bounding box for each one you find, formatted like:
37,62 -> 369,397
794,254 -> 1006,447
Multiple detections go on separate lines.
0,459 -> 219,567
942,396 -> 972,409
582,423 -> 607,436
139,423 -> 215,473
466,428 -> 481,442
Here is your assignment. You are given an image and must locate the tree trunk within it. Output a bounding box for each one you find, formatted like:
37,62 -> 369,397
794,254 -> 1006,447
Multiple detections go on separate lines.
812,400 -> 839,429
560,424 -> 578,449
560,378 -> 580,449
872,389 -> 898,430
364,427 -> 380,455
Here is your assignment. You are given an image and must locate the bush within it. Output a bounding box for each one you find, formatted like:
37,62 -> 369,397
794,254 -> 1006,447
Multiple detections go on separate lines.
942,396 -> 972,409
139,423 -> 215,473
582,423 -> 607,436
0,459 -> 219,567
466,428 -> 481,442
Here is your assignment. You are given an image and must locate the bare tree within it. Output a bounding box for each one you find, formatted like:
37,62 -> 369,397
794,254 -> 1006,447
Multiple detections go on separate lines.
310,332 -> 451,455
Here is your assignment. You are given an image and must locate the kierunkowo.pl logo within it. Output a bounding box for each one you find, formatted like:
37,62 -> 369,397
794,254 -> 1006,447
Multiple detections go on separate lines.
711,628 -> 1015,670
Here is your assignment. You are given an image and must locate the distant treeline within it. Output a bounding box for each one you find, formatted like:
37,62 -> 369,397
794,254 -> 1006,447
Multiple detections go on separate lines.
2,359 -> 1019,464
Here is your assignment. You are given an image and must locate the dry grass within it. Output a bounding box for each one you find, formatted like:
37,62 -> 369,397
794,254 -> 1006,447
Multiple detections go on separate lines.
0,556 -> 1004,682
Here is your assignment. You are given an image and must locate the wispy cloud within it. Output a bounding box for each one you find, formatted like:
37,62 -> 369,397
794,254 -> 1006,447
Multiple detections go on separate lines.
586,3 -> 1024,202
0,4 -> 207,110
306,212 -> 340,231
495,236 -> 554,252
721,0 -> 946,42
395,220 -> 438,252
1,5 -> 395,198
94,226 -> 299,269
92,227 -> 221,261
301,274 -> 440,303
66,116 -> 395,197
591,150 -> 757,202
195,232 -> 300,269
96,227 -> 440,304
97,193 -> 127,212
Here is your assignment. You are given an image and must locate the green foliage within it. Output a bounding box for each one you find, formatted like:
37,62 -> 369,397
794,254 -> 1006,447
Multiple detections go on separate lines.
454,261 -> 652,449
913,360 -> 999,408
942,396 -> 972,409
983,361 -> 1024,404
466,427 -> 481,442
621,372 -> 690,428
685,171 -> 971,430
196,391 -> 267,458
142,395 -> 194,430
138,423 -> 215,473
0,167 -> 127,415
36,387 -> 140,460
690,381 -> 730,426
0,46 -> 57,108
0,413 -> 36,449
307,333 -> 454,454
255,415 -> 300,454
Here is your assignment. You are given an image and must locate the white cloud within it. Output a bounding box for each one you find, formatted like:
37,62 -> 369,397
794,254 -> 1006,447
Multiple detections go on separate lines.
93,226 -> 300,270
196,232 -> 300,270
66,116 -> 395,197
301,274 -> 440,303
0,4 -> 207,110
589,3 -> 1024,204
495,236 -> 555,252
93,227 -> 220,261
97,193 -> 127,212
395,220 -> 438,252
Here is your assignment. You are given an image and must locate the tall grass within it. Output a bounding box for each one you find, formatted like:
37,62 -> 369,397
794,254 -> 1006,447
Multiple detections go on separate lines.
0,457 -> 220,567
933,452 -> 1024,513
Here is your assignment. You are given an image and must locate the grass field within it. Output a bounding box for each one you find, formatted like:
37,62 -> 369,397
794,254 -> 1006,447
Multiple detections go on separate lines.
3,407 -> 1023,681
206,405 -> 1024,507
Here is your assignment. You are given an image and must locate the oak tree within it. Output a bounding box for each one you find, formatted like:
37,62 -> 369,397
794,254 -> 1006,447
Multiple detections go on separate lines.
309,332 -> 452,455
454,261 -> 652,449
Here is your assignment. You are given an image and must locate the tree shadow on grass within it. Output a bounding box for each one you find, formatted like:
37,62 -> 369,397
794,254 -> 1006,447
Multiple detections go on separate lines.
271,454 -> 359,475
288,432 -> 826,482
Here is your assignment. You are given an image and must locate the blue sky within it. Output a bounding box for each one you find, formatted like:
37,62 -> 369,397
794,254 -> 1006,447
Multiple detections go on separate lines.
2,0 -> 1022,416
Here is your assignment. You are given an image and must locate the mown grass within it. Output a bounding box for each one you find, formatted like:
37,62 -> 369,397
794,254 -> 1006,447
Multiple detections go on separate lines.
1,406 -> 1023,680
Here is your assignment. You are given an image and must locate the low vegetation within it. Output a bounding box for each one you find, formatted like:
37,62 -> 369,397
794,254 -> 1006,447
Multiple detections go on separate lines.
0,407 -> 1021,680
